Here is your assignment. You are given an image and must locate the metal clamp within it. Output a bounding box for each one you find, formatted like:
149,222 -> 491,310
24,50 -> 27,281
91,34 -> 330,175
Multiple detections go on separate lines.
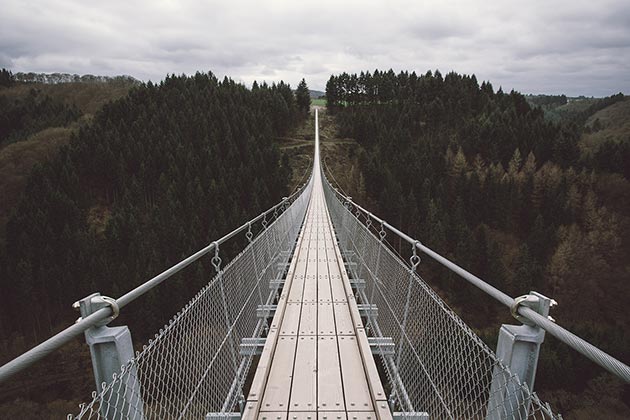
73,293 -> 120,326
511,293 -> 556,326
100,296 -> 120,323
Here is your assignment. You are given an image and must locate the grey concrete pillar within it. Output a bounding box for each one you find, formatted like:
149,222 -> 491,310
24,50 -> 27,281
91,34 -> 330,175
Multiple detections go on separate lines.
78,293 -> 145,420
486,291 -> 553,420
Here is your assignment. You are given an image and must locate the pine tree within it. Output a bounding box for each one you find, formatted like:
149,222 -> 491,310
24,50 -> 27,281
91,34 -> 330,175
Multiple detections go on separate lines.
0,68 -> 14,87
325,76 -> 340,110
296,78 -> 311,118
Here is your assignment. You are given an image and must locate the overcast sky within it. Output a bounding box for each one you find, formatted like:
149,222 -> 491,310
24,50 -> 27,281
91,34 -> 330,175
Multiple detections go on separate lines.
1,0 -> 629,96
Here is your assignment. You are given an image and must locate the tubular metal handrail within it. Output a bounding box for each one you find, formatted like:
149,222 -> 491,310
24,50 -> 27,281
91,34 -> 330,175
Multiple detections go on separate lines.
322,171 -> 630,384
0,177 -> 312,385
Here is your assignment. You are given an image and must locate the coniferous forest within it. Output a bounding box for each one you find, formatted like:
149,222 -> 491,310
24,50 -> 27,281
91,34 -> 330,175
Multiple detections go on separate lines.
325,70 -> 630,416
0,72 -> 299,352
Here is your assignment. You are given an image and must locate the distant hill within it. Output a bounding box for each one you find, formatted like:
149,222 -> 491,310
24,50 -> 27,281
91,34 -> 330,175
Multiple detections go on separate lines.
526,93 -> 629,172
526,93 -> 625,125
14,72 -> 140,86
289,88 -> 324,100
293,89 -> 324,99
582,97 -> 630,152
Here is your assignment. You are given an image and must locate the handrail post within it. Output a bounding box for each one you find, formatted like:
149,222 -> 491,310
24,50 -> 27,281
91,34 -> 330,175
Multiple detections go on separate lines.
77,293 -> 145,419
486,291 -> 552,420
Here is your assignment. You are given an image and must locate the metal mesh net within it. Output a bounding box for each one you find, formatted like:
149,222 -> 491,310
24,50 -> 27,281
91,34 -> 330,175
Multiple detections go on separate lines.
72,180 -> 313,420
322,178 -> 560,420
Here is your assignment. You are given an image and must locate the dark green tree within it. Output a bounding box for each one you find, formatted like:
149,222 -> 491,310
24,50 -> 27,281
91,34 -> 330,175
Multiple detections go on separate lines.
0,68 -> 15,87
295,78 -> 311,117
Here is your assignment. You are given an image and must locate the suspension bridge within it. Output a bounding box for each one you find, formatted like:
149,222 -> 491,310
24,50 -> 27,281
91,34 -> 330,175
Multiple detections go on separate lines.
1,110 -> 629,419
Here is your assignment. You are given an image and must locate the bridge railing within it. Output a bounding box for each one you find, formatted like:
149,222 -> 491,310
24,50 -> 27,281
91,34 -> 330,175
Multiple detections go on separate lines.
321,172 -> 561,419
0,174 -> 313,419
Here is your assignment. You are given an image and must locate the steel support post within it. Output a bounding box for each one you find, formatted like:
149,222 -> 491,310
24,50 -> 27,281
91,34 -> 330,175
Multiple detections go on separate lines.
486,291 -> 553,420
77,293 -> 145,420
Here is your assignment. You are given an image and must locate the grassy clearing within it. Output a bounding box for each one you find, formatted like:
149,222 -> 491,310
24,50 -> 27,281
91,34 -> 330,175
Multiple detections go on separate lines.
276,113 -> 315,192
581,98 -> 630,153
317,110 -> 368,204
558,97 -> 600,114
311,98 -> 326,107
277,108 -> 364,200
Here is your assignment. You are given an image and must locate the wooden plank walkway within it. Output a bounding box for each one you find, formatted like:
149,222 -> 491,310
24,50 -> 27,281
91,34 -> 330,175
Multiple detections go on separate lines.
243,110 -> 391,420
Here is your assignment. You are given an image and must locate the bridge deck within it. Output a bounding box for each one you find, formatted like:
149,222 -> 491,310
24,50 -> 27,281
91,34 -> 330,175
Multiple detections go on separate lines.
243,111 -> 391,420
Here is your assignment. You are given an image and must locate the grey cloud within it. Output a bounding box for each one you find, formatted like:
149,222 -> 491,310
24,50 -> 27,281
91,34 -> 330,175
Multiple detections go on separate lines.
0,0 -> 628,96
0,53 -> 13,68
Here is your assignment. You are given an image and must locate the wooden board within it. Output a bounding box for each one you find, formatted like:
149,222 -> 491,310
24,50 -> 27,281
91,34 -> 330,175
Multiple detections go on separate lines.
259,413 -> 287,420
374,400 -> 394,420
287,413 -> 318,420
318,413 -> 347,420
289,336 -> 317,411
279,303 -> 301,335
260,336 -> 297,411
318,302 -> 336,335
298,302 -> 317,336
356,328 -> 387,403
333,303 -> 355,336
302,272 -> 318,302
317,264 -> 333,302
346,413 -> 378,420
338,336 -> 373,411
287,274 -> 305,302
329,273 -> 347,302
318,336 -> 345,411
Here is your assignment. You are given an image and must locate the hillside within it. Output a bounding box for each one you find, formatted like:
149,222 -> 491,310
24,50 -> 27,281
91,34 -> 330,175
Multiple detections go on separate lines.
582,97 -> 630,152
309,89 -> 325,98
525,93 -> 629,179
526,94 -> 626,127
1,80 -> 136,117
0,79 -> 137,241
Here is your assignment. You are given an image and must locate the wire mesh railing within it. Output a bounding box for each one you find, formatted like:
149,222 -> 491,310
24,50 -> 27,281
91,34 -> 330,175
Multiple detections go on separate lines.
322,175 -> 559,420
71,177 -> 313,419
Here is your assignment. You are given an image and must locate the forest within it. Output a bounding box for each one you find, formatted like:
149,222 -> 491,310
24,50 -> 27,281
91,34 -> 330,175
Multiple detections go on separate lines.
0,72 -> 307,365
326,69 -> 630,417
